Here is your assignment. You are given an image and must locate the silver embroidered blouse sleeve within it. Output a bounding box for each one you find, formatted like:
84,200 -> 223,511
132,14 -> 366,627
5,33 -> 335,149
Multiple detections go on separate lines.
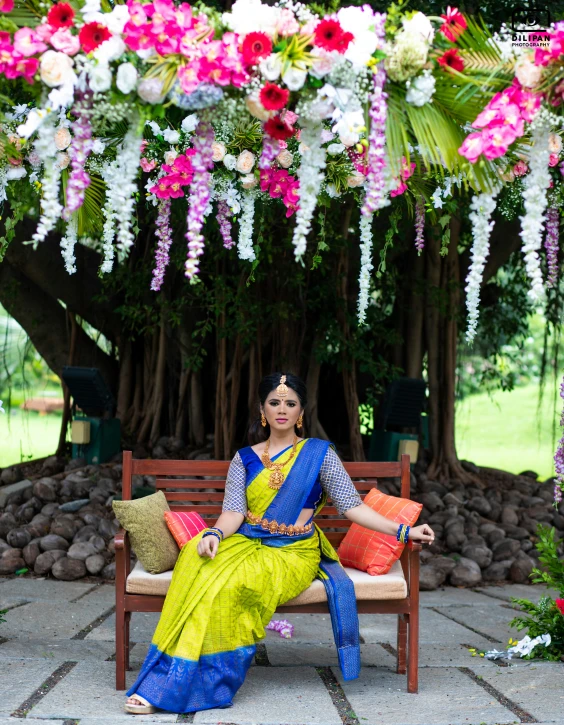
222,451 -> 247,516
319,447 -> 363,515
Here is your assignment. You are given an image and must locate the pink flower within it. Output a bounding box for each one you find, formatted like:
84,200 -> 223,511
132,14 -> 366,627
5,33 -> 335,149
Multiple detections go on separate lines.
481,125 -> 518,160
123,22 -> 154,51
556,599 -> 564,616
276,9 -> 299,37
14,27 -> 46,57
390,181 -> 408,197
549,153 -> 560,167
35,24 -> 56,42
513,160 -> 528,176
178,63 -> 200,94
0,0 -> 14,12
458,132 -> 485,163
50,28 -> 80,55
140,157 -> 157,172
518,91 -> 541,122
400,157 -> 415,180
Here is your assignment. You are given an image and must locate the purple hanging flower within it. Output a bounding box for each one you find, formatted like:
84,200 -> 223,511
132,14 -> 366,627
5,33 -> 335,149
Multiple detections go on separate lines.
259,131 -> 280,171
63,91 -> 94,220
217,199 -> 234,249
151,199 -> 173,292
415,196 -> 425,252
185,121 -> 215,280
361,64 -> 388,217
554,376 -> 564,504
544,207 -> 559,288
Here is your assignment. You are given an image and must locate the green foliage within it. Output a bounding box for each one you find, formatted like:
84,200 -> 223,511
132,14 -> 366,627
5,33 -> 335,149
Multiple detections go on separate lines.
509,525 -> 564,661
0,608 -> 6,625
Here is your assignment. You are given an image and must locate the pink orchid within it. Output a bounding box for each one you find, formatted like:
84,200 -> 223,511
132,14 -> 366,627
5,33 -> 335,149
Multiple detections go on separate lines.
400,157 -> 416,180
178,62 -> 201,94
153,26 -> 179,55
140,157 -> 157,172
472,107 -> 502,129
14,27 -> 47,57
127,1 -> 149,27
518,91 -> 541,122
458,132 -> 485,163
390,181 -> 408,197
50,27 -> 80,55
0,0 -> 14,12
481,125 -> 518,160
123,22 -> 155,51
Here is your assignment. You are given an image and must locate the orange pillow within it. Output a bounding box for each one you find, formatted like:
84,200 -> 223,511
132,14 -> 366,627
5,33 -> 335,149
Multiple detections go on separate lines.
164,511 -> 207,549
337,488 -> 422,576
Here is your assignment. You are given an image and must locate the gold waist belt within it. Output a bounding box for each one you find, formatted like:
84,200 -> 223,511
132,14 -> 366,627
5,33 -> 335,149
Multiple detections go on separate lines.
246,510 -> 313,536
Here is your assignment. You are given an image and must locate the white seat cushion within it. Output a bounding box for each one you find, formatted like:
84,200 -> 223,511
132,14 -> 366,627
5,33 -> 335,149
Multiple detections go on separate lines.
126,559 -> 407,601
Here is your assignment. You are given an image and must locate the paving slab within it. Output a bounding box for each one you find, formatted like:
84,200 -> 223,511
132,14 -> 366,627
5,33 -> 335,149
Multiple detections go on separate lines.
432,602 -> 521,643
420,587 -> 498,607
193,666 -> 341,725
0,721 -> 65,725
479,662 -> 564,722
86,611 -> 159,642
0,637 -> 114,661
0,658 -> 66,716
0,577 -> 98,601
0,600 -> 113,640
79,583 -> 116,607
334,666 -> 517,725
475,583 -> 558,603
28,660 -> 176,721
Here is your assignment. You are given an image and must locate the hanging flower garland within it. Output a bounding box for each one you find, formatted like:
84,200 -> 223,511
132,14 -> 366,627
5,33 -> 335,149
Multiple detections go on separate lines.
238,190 -> 256,262
63,91 -> 94,220
258,131 -> 280,171
464,190 -> 499,343
217,199 -> 235,250
60,213 -> 78,275
357,211 -> 374,324
185,121 -> 215,281
414,196 -> 425,252
114,120 -> 143,260
544,207 -> 559,288
151,198 -> 173,292
32,117 -> 63,246
520,121 -> 551,302
555,376 -> 564,504
292,120 -> 326,261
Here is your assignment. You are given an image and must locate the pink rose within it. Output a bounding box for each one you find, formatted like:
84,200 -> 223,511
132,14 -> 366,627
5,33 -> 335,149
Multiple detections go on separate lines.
513,160 -> 528,177
50,28 -> 80,56
276,9 -> 300,36
35,23 -> 55,42
14,27 -> 47,57
140,157 -> 157,172
549,153 -> 560,167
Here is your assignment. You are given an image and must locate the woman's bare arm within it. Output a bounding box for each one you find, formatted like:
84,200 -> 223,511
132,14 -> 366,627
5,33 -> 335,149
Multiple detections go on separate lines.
345,503 -> 434,543
197,511 -> 245,559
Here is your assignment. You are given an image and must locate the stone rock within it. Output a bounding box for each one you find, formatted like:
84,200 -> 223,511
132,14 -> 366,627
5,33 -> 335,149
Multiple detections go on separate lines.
461,543 -> 493,569
26,514 -> 52,538
0,512 -> 17,538
41,503 -> 59,517
492,538 -> 521,561
509,553 -> 536,583
521,539 -> 534,552
107,539 -> 116,555
22,541 -> 41,567
482,559 -> 514,581
152,445 -> 167,459
15,503 -> 35,523
85,553 -> 106,575
89,486 -> 109,505
1,466 -> 22,485
7,527 -> 31,549
98,518 -> 119,539
40,455 -> 66,477
445,524 -> 466,552
428,511 -> 450,525
32,478 -> 59,502
419,565 -> 446,590
65,457 -> 87,471
443,492 -> 463,507
421,492 -> 444,513
553,513 -> 564,530
67,541 -> 97,561
97,478 -> 117,495
420,480 -> 448,496
467,496 -> 492,517
73,525 -> 98,543
485,527 -> 506,547
102,561 -> 116,579
520,516 -> 541,535
50,517 -> 78,541
0,537 -> 10,554
64,472 -> 90,485
449,557 -> 482,587
500,524 -> 529,540
461,460 -> 480,475
52,557 -> 86,581
57,479 -> 74,499
59,499 -> 91,513
501,506 -> 519,526
519,470 -> 539,480
427,556 -> 456,575
81,513 -> 101,527
88,534 -> 106,554
0,548 -> 25,574
39,534 -> 70,552
33,550 -> 66,575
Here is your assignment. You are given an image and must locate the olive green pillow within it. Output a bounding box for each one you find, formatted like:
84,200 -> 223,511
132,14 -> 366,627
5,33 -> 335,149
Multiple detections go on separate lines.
112,491 -> 179,574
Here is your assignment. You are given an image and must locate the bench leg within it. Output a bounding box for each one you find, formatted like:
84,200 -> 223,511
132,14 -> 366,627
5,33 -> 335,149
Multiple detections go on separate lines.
124,611 -> 131,671
396,614 -> 407,674
407,608 -> 419,693
116,603 -> 127,690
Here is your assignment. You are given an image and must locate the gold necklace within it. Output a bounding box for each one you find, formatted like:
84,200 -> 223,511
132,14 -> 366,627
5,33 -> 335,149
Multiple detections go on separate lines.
261,435 -> 299,490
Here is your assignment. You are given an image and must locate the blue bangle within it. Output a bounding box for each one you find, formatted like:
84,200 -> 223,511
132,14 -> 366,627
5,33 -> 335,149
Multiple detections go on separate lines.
208,527 -> 224,541
396,524 -> 404,542
202,530 -> 221,543
404,525 -> 410,543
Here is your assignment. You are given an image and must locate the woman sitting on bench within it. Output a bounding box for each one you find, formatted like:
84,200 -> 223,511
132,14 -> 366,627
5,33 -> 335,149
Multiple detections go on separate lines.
125,371 -> 434,714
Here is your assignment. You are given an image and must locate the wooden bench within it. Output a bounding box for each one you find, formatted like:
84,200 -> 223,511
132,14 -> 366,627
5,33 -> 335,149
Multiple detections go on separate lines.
115,451 -> 421,693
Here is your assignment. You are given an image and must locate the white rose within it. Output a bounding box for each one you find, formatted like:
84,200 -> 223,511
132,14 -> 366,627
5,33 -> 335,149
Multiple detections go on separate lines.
6,166 -> 27,180
259,54 -> 282,81
211,141 -> 226,162
116,62 -> 138,94
181,114 -> 199,133
163,129 -> 180,144
223,154 -> 237,171
548,133 -> 563,154
337,6 -> 380,69
332,110 -> 365,147
245,91 -> 273,122
236,150 -> 256,174
93,36 -> 126,63
40,50 -> 75,88
282,67 -> 307,91
54,126 -> 72,151
88,63 -> 112,93
47,82 -> 75,111
346,173 -> 366,188
57,152 -> 70,169
164,150 -> 177,165
137,77 -> 165,104
327,142 -> 345,156
91,138 -> 105,154
276,150 -> 293,168
515,56 -> 542,88
310,48 -> 337,79
402,12 -> 435,43
241,174 -> 258,190
103,4 -> 130,34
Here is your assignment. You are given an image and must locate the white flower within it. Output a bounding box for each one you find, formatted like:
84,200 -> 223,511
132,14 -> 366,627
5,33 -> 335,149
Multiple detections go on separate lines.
102,4 -> 130,34
282,67 -> 307,91
60,215 -> 78,274
81,0 -> 102,22
241,173 -> 258,190
223,154 -> 237,171
402,12 -> 435,43
6,166 -> 27,180
292,121 -> 326,261
332,110 -> 365,147
337,6 -> 381,69
88,62 -> 112,93
327,142 -> 345,156
238,190 -> 256,261
276,150 -> 293,168
236,150 -> 256,174
40,50 -> 75,88
146,120 -> 161,136
515,55 -> 542,88
137,77 -> 165,104
259,54 -> 282,81
548,133 -> 562,154
357,211 -> 374,324
54,126 -> 72,150
406,70 -> 436,107
93,36 -> 126,63
326,183 -> 340,198
211,141 -> 226,162
163,128 -> 180,144
17,108 -> 49,139
223,0 -> 280,37
116,62 -> 138,94
309,48 -> 337,79
57,152 -> 70,169
431,187 -> 444,209
32,116 -> 63,245
164,150 -> 177,166
91,138 -> 105,154
245,91 -> 274,121
347,173 -> 366,188
181,114 -> 199,134
47,82 -> 75,111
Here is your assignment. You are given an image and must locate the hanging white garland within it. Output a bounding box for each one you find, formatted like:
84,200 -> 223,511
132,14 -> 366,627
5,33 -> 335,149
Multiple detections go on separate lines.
465,190 -> 499,343
292,120 -> 326,262
237,190 -> 256,262
32,116 -> 62,246
357,212 -> 374,324
60,215 -> 78,275
519,121 -> 550,302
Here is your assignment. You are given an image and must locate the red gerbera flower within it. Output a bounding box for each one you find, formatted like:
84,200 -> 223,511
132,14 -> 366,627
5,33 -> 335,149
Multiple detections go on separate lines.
440,6 -> 467,42
437,48 -> 465,72
264,115 -> 295,141
241,31 -> 272,66
313,18 -> 353,53
79,22 -> 111,54
47,2 -> 75,29
259,82 -> 289,111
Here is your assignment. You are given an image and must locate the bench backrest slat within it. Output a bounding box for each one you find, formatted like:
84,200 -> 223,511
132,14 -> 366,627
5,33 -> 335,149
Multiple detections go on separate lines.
122,451 -> 411,547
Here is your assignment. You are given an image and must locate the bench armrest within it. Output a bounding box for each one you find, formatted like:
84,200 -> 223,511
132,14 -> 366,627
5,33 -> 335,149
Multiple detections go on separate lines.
408,541 -> 422,552
114,528 -> 131,597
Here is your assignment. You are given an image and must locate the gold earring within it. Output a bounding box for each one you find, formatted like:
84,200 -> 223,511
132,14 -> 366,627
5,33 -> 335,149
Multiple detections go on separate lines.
261,412 -> 267,428
297,413 -> 303,429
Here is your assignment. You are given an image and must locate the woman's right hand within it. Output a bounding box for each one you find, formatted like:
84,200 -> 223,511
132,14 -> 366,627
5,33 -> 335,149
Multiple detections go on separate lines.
197,534 -> 219,559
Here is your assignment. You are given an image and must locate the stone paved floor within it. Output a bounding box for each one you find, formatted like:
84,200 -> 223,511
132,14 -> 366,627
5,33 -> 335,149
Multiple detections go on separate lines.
0,576 -> 562,725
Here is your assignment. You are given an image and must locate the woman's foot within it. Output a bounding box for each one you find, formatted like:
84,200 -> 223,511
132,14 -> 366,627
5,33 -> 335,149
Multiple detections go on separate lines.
124,694 -> 156,714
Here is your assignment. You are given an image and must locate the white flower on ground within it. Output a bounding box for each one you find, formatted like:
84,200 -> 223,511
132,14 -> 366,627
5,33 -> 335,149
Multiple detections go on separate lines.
116,63 -> 138,94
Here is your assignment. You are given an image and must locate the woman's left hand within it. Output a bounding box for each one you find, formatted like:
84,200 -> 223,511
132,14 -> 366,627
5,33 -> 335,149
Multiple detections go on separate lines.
409,523 -> 435,544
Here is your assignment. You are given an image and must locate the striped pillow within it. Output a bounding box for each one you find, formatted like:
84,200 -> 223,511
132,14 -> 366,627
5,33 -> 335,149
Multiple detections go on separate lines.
337,488 -> 422,576
164,511 -> 207,549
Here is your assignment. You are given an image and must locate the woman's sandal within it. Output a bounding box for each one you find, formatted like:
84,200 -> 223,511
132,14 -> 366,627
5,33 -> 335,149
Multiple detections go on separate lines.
124,694 -> 156,714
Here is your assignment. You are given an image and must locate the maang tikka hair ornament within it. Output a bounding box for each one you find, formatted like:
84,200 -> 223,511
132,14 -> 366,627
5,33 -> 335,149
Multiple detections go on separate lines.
276,375 -> 289,397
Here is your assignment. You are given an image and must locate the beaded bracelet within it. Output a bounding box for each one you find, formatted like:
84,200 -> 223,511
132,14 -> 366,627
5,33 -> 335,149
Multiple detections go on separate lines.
208,527 -> 224,540
396,524 -> 410,544
202,529 -> 223,544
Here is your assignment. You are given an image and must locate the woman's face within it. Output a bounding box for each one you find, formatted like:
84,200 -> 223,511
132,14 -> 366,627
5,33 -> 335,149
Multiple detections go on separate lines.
261,387 -> 302,434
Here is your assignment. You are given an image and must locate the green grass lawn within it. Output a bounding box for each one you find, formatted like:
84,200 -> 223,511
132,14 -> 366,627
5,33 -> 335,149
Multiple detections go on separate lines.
0,409 -> 65,468
456,383 -> 559,481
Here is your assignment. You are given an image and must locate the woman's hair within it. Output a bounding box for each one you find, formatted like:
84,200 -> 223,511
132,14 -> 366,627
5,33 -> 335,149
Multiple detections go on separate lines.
247,371 -> 307,445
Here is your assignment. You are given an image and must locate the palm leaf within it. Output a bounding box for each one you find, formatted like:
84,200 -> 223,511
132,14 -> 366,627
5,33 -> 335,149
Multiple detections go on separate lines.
77,175 -> 106,237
